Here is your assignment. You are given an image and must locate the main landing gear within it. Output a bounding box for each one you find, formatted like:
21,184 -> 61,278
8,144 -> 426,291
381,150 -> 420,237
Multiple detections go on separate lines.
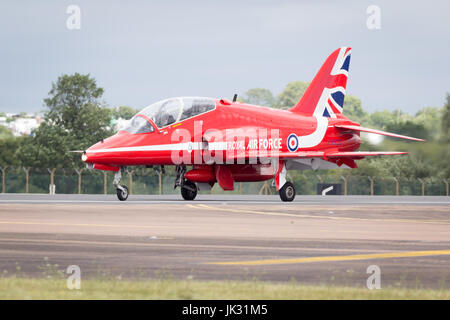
181,180 -> 197,201
113,169 -> 129,201
274,160 -> 296,202
279,182 -> 296,202
175,165 -> 198,201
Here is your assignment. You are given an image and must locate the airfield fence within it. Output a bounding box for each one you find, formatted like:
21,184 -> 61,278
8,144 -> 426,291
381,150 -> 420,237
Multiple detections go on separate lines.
0,166 -> 448,196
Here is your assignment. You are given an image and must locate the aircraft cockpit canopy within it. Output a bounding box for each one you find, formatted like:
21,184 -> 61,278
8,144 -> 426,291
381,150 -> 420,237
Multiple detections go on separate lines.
123,97 -> 216,134
123,116 -> 155,134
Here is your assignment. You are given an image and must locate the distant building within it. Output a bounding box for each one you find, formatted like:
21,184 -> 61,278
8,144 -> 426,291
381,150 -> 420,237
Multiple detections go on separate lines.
4,114 -> 42,136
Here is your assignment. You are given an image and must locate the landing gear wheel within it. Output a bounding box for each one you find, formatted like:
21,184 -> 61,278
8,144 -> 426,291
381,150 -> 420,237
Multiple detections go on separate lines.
181,180 -> 197,201
279,182 -> 295,202
116,185 -> 129,201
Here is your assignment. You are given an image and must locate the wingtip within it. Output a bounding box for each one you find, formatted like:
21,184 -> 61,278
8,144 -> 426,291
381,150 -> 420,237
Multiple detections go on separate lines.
408,137 -> 425,142
335,124 -> 425,142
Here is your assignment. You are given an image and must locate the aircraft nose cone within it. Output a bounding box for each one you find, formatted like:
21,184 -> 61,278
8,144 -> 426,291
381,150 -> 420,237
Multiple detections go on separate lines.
83,139 -> 108,163
83,131 -> 129,164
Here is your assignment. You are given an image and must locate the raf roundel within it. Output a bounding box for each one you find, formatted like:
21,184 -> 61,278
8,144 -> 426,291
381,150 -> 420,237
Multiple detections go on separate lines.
287,133 -> 299,152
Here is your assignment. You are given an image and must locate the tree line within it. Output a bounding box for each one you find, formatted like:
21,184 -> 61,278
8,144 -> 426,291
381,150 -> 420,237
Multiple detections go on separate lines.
0,74 -> 449,195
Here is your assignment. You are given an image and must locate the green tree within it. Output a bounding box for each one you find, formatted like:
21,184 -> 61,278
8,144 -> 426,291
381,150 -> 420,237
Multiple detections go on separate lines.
342,95 -> 369,125
385,156 -> 433,180
0,137 -> 20,167
277,81 -> 310,109
0,125 -> 13,139
113,105 -> 138,120
0,137 -> 22,193
16,73 -> 113,169
414,107 -> 441,140
441,93 -> 450,142
369,110 -> 399,130
385,121 -> 430,141
241,88 -> 276,107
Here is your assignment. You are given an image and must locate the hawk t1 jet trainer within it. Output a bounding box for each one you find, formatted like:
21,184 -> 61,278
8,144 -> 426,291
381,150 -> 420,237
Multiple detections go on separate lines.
80,47 -> 424,201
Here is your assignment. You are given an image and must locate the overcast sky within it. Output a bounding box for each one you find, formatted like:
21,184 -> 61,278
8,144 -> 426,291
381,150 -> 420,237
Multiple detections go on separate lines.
0,0 -> 449,114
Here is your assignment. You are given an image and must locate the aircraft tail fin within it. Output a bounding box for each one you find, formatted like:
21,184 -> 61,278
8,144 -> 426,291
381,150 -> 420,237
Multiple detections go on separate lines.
290,47 -> 351,118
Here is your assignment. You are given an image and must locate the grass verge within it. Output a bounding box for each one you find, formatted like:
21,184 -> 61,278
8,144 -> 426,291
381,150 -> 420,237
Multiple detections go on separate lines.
1,277 -> 450,299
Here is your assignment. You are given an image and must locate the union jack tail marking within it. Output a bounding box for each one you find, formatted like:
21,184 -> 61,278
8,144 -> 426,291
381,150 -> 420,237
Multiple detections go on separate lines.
290,47 -> 351,118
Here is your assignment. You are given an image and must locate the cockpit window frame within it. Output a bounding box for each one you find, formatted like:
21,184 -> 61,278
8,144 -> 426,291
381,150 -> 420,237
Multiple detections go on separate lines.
136,114 -> 158,132
177,97 -> 217,125
121,114 -> 156,135
136,97 -> 217,130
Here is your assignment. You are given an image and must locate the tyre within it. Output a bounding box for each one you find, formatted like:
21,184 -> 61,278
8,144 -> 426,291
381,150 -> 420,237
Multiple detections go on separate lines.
116,185 -> 129,201
279,182 -> 295,202
181,180 -> 197,201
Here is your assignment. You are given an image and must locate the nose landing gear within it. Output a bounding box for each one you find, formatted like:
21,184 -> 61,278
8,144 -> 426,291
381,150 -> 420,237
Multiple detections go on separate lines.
113,168 -> 129,201
116,185 -> 129,201
175,165 -> 198,201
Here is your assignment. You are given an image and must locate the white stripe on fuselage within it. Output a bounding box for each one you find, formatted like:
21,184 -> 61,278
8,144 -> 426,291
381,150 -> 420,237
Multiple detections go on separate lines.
297,116 -> 329,148
88,142 -> 206,153
88,117 -> 329,154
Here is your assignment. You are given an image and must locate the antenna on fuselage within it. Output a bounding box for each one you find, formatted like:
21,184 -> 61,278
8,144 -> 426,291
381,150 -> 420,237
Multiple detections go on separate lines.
232,94 -> 238,103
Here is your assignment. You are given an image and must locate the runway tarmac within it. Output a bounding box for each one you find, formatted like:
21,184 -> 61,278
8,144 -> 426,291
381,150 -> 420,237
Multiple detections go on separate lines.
0,194 -> 449,289
1,193 -> 449,205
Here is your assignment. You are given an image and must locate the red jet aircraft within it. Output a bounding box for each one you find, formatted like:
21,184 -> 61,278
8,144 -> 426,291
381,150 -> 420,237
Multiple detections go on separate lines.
81,47 -> 423,201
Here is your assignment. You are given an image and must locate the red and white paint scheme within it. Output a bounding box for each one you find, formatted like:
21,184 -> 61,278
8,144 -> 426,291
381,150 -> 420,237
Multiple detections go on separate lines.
81,47 -> 424,202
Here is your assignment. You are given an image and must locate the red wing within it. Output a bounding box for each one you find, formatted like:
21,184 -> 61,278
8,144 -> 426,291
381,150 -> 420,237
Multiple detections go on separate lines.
322,151 -> 408,158
279,151 -> 408,159
335,124 -> 425,142
224,150 -> 408,162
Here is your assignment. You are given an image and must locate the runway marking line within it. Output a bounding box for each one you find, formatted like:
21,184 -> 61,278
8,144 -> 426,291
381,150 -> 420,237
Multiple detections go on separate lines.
194,204 -> 450,225
206,249 -> 450,266
0,220 -> 187,229
0,237 -> 397,254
